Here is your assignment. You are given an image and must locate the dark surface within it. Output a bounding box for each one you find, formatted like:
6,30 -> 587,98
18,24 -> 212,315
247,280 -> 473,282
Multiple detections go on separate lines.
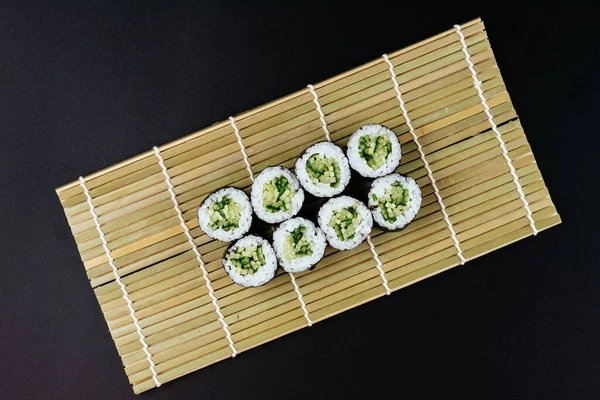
1,1 -> 598,399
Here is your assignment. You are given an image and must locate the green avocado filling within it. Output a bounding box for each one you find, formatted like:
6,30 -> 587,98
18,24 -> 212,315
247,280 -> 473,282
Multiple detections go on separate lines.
263,176 -> 294,213
358,134 -> 392,170
208,196 -> 242,231
306,154 -> 340,187
328,205 -> 363,241
227,245 -> 265,276
283,226 -> 314,260
372,181 -> 409,223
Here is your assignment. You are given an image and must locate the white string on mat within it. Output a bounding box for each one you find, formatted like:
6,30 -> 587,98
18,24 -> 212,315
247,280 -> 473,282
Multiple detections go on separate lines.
229,116 -> 255,182
454,25 -> 538,235
307,84 -> 332,141
225,128 -> 313,327
382,53 -> 467,265
367,236 -> 391,295
153,147 -> 238,357
289,272 -> 313,326
78,176 -> 161,388
309,84 -> 391,294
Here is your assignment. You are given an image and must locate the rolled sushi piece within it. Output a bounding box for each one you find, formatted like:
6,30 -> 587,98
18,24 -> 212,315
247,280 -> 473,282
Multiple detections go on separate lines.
222,235 -> 277,287
251,166 -> 304,224
273,217 -> 327,273
295,141 -> 351,197
198,187 -> 252,242
368,173 -> 421,230
346,124 -> 401,178
317,196 -> 372,250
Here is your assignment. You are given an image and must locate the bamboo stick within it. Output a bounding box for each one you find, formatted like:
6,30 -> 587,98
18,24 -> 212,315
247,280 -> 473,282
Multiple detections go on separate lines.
102,268 -> 202,313
132,340 -> 232,388
226,298 -> 305,334
232,313 -> 307,351
462,210 -> 559,260
388,255 -> 459,291
65,172 -> 165,218
421,107 -> 516,154
95,250 -> 196,298
107,285 -> 212,332
235,93 -> 315,132
161,125 -> 236,162
90,241 -> 191,287
132,347 -> 231,393
125,328 -> 227,372
80,213 -> 183,256
115,299 -> 217,348
105,278 -> 206,323
219,276 -> 294,313
57,152 -> 156,201
461,200 -> 554,250
111,296 -> 214,339
309,280 -> 386,321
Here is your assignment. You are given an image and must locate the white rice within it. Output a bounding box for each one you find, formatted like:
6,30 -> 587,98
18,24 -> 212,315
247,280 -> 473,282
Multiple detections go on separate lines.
317,196 -> 373,250
251,166 -> 305,224
222,235 -> 277,287
273,217 -> 327,273
368,174 -> 421,230
295,141 -> 351,197
346,124 -> 401,178
197,187 -> 252,242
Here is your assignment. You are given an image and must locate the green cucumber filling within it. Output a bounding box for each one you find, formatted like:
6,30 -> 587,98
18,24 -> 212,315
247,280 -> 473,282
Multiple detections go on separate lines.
372,181 -> 409,223
263,176 -> 294,213
328,205 -> 363,241
227,245 -> 266,276
208,196 -> 242,231
306,154 -> 340,187
283,226 -> 314,260
358,133 -> 392,170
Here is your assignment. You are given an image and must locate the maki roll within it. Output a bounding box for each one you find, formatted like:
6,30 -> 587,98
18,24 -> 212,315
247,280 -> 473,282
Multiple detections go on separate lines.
198,187 -> 252,242
273,217 -> 327,273
251,166 -> 304,224
295,141 -> 351,197
346,124 -> 401,178
318,196 -> 372,250
368,174 -> 421,230
222,235 -> 277,287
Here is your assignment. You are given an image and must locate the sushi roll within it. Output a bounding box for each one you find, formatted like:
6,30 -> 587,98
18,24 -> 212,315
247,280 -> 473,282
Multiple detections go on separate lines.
317,196 -> 372,250
346,124 -> 401,178
295,141 -> 351,197
368,174 -> 421,230
251,166 -> 305,224
198,187 -> 252,242
273,217 -> 327,273
222,235 -> 277,287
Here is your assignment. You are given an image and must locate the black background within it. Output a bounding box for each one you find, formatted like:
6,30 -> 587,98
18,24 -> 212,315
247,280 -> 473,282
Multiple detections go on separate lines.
1,1 -> 598,399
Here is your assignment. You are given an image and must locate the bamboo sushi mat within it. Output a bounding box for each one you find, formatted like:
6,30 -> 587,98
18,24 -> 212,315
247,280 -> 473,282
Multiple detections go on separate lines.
56,18 -> 560,394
